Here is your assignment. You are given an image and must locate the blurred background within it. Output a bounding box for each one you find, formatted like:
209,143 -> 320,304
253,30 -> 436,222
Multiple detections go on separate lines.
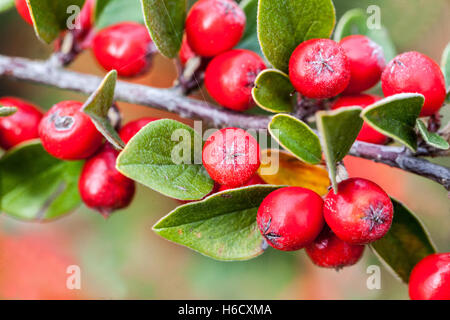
0,0 -> 449,300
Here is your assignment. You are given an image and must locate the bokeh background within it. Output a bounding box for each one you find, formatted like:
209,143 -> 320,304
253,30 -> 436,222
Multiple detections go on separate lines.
0,0 -> 449,299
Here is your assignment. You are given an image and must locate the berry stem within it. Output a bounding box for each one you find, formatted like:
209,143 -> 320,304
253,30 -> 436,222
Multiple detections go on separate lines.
0,54 -> 448,190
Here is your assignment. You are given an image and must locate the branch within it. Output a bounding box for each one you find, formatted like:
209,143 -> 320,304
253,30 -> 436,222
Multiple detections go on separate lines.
0,54 -> 449,190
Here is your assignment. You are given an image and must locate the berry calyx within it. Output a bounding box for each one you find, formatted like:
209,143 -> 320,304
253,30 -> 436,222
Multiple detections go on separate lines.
340,35 -> 386,94
289,39 -> 351,99
409,253 -> 450,300
306,225 -> 365,269
92,22 -> 154,77
381,51 -> 446,117
179,35 -> 196,66
39,100 -> 103,160
218,174 -> 266,191
257,187 -> 324,251
119,117 -> 159,144
15,0 -> 33,25
202,128 -> 260,188
332,94 -> 388,144
79,144 -> 135,218
205,49 -> 266,111
324,178 -> 393,245
185,0 -> 246,57
0,97 -> 43,150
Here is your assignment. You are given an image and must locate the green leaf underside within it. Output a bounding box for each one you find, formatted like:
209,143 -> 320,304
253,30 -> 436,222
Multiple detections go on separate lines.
153,185 -> 282,261
116,119 -> 214,201
0,140 -> 82,221
236,0 -> 263,56
333,8 -> 396,62
257,0 -> 335,72
0,105 -> 17,117
0,0 -> 14,13
361,93 -> 424,151
269,114 -> 321,164
316,107 -> 363,192
82,70 -> 124,150
28,0 -> 86,43
95,0 -> 144,29
141,0 -> 186,58
441,42 -> 450,95
252,69 -> 295,113
370,198 -> 436,283
416,119 -> 449,150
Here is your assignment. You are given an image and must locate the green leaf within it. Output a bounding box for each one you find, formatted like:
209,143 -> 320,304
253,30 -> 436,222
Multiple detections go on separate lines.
257,0 -> 335,72
0,140 -> 83,221
116,119 -> 214,201
361,93 -> 424,152
441,42 -> 450,99
370,198 -> 436,283
0,105 -> 17,117
28,0 -> 86,43
236,0 -> 262,56
95,0 -> 144,30
82,70 -> 124,150
333,8 -> 396,62
141,0 -> 186,58
153,185 -> 281,261
252,69 -> 295,113
416,119 -> 449,150
316,107 -> 363,192
268,114 -> 321,164
0,0 -> 14,13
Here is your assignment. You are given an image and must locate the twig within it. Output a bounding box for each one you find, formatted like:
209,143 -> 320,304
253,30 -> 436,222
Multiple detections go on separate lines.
0,54 -> 449,190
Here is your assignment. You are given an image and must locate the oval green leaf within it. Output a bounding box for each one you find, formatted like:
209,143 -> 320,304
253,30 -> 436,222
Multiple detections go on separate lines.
0,105 -> 17,117
82,70 -> 125,150
141,0 -> 186,58
333,8 -> 396,62
268,114 -> 321,164
416,119 -> 449,150
441,42 -> 450,100
252,69 -> 295,113
361,93 -> 424,152
257,0 -> 335,72
153,185 -> 282,261
0,140 -> 83,221
116,119 -> 214,201
94,0 -> 144,29
370,198 -> 437,283
236,0 -> 263,56
316,107 -> 363,192
28,0 -> 86,43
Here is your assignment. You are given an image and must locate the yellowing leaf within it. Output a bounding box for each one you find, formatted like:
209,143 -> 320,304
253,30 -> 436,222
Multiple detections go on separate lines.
258,149 -> 330,196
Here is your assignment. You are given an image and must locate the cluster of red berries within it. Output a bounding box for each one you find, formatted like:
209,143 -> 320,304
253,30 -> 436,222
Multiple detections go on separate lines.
289,36 -> 447,144
0,96 -> 158,218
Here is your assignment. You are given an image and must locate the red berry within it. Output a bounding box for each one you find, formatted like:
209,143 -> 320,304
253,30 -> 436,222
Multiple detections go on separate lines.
257,187 -> 324,251
202,128 -> 260,187
185,0 -> 246,57
409,253 -> 450,300
289,39 -> 351,99
92,22 -> 154,77
179,35 -> 196,66
39,100 -> 103,160
218,174 -> 266,191
332,94 -> 388,144
205,49 -> 266,111
79,144 -> 135,217
340,35 -> 386,94
119,117 -> 159,144
78,0 -> 94,33
0,97 -> 43,150
306,225 -> 365,269
15,0 -> 33,25
324,178 -> 393,245
382,51 -> 446,117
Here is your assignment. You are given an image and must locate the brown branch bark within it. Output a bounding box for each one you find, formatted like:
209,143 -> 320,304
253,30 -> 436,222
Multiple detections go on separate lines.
0,54 -> 449,190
